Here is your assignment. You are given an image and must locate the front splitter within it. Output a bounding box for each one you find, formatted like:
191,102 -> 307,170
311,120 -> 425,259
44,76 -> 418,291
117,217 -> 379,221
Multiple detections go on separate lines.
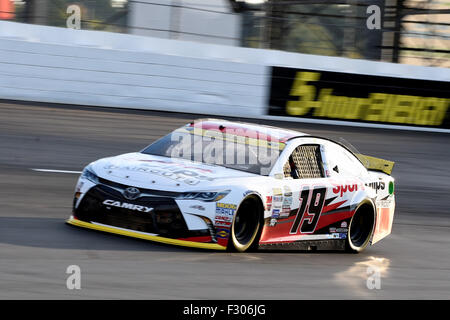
66,216 -> 226,250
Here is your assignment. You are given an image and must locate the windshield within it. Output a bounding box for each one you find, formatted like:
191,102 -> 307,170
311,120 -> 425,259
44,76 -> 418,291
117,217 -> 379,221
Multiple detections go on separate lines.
141,127 -> 283,175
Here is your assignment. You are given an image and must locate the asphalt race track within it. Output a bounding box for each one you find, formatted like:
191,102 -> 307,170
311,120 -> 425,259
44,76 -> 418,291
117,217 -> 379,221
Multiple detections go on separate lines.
0,101 -> 449,299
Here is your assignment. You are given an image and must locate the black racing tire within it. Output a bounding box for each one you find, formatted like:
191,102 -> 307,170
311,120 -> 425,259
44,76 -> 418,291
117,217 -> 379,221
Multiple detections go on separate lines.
346,201 -> 376,253
228,195 -> 263,252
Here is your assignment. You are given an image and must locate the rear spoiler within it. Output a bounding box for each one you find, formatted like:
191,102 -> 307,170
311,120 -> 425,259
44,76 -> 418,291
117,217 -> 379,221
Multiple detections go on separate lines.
355,154 -> 395,175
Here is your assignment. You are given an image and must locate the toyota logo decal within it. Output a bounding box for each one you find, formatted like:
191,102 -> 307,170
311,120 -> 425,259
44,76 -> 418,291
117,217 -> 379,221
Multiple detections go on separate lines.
123,187 -> 141,200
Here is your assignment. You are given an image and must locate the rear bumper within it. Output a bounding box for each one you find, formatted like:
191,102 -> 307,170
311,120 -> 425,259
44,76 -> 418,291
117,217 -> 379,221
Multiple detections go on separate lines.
66,216 -> 226,250
371,196 -> 395,245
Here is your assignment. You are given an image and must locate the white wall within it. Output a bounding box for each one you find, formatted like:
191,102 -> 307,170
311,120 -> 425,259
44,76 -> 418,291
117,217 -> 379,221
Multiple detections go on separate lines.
0,21 -> 265,117
0,21 -> 448,133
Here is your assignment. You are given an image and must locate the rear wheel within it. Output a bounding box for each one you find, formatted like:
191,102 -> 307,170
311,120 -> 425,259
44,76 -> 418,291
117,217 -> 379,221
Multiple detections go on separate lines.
346,202 -> 375,253
229,196 -> 263,252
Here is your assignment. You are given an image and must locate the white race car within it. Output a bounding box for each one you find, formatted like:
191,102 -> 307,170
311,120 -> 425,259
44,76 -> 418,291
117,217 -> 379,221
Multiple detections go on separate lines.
67,119 -> 395,252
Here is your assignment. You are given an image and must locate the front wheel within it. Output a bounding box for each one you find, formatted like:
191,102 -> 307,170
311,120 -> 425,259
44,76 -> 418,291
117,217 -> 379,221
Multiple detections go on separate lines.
346,202 -> 376,253
229,196 -> 263,252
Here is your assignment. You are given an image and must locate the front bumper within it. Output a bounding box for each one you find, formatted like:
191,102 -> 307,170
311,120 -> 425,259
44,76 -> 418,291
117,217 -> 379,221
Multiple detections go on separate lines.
70,182 -> 226,250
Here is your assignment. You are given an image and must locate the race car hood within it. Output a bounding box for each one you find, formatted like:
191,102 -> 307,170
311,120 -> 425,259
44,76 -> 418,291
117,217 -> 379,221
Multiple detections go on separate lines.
90,152 -> 257,191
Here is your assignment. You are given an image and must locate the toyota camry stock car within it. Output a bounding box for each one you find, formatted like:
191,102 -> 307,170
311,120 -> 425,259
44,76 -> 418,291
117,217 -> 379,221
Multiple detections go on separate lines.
67,119 -> 395,252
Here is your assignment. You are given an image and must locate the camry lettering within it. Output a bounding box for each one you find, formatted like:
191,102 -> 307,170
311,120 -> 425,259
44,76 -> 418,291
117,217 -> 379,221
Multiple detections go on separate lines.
102,200 -> 154,213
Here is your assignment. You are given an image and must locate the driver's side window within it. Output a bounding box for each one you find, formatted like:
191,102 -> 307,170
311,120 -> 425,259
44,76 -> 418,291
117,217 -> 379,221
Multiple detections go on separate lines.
283,144 -> 325,179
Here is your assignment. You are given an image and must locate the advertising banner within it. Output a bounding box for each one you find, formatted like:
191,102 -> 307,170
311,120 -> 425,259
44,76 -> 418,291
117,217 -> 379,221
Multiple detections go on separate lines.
269,67 -> 450,129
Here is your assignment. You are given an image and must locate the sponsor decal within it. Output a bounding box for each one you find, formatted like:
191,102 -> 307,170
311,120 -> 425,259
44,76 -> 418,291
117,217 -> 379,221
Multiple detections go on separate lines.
269,218 -> 277,227
214,208 -> 232,226
331,233 -> 340,239
216,228 -> 230,239
215,220 -> 232,227
216,203 -> 237,215
136,159 -> 214,173
339,233 -> 347,239
184,125 -> 285,151
189,205 -> 205,211
282,196 -> 292,206
272,191 -> 284,218
280,212 -> 290,218
330,226 -> 348,233
266,196 -> 272,211
377,198 -> 394,208
272,204 -> 282,210
366,181 -> 386,193
273,188 -> 282,196
283,185 -> 292,197
341,221 -> 348,228
215,215 -> 232,223
280,206 -> 291,217
269,67 -> 450,129
273,195 -> 283,203
103,163 -> 214,185
216,203 -> 237,209
102,200 -> 153,213
332,182 -> 359,197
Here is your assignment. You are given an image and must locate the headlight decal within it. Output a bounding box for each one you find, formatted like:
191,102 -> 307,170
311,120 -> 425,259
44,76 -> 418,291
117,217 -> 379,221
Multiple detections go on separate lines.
81,165 -> 99,184
177,190 -> 230,202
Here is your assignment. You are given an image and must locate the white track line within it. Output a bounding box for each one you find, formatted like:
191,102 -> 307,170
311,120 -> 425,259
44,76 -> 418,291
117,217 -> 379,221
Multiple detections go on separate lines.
31,168 -> 82,174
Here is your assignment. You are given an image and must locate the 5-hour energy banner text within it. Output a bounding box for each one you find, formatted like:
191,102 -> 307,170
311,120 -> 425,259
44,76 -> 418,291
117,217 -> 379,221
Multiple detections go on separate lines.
269,67 -> 449,128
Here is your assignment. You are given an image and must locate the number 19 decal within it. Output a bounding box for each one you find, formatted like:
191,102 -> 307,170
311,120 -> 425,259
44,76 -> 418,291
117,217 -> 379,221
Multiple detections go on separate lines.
290,186 -> 326,234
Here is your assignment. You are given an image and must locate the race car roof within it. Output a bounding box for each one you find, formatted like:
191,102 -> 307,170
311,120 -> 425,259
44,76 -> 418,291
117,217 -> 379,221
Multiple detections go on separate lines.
188,119 -> 308,143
